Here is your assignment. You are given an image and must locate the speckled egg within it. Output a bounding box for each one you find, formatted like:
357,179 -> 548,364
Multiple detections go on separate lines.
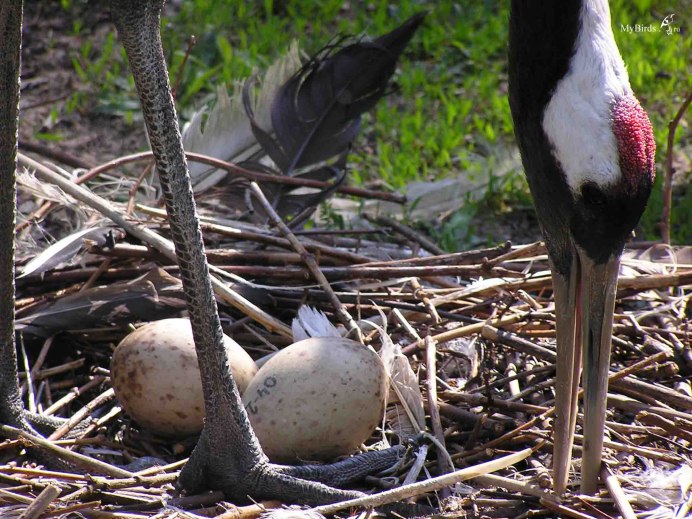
111,318 -> 257,438
242,337 -> 387,462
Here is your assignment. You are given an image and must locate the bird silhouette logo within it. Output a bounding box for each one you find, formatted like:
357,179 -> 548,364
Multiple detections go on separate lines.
661,14 -> 676,35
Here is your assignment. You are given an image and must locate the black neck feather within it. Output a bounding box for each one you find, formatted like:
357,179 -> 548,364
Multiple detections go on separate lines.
508,0 -> 583,274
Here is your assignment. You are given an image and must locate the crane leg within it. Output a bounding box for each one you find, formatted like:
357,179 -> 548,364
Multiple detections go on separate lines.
110,0 -> 403,504
0,0 -> 34,437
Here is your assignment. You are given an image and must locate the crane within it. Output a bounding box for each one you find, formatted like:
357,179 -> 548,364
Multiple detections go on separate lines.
508,0 -> 655,494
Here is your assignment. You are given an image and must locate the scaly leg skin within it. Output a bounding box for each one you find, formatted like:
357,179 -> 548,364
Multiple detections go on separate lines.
0,0 -> 35,437
0,0 -> 80,450
110,0 -> 405,505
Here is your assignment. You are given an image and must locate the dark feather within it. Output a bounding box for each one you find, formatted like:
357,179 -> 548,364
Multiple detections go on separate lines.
245,13 -> 425,175
15,269 -> 186,337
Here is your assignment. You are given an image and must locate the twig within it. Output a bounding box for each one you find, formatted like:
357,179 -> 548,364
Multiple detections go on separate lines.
637,411 -> 692,442
249,181 -> 362,339
482,325 -> 557,362
19,152 -> 292,338
182,263 -> 521,281
0,425 -> 133,478
18,484 -> 61,519
60,150 -> 405,203
474,473 -> 553,501
215,500 -> 283,519
600,466 -> 636,519
424,336 -> 453,499
367,214 -> 445,255
483,241 -> 544,267
87,472 -> 178,491
611,376 -> 692,411
539,497 -> 598,519
132,206 -> 374,265
171,35 -> 196,98
403,312 -> 528,354
48,388 -> 115,441
19,140 -> 95,170
661,90 -> 692,243
43,376 -> 106,416
453,349 -> 675,462
412,279 -> 440,323
311,446 -> 536,515
365,242 -> 512,267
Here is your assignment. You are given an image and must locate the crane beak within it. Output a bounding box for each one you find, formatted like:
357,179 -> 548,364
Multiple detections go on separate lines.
550,248 -> 620,495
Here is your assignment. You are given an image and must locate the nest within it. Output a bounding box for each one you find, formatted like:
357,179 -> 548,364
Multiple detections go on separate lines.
3,152 -> 691,518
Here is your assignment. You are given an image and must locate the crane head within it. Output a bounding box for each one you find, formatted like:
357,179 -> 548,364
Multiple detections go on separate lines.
566,95 -> 655,264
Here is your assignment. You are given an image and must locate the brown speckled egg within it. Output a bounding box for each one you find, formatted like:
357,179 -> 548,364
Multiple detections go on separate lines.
111,318 -> 257,438
242,337 -> 387,462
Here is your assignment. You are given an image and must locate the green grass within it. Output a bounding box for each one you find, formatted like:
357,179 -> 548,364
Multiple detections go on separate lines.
63,0 -> 690,246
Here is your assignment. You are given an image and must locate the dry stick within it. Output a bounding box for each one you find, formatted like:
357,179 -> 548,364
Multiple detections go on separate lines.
452,350 -> 672,462
484,241 -> 545,266
637,411 -> 692,442
126,160 -> 155,215
87,472 -> 178,491
5,466 -> 86,482
20,144 -> 403,234
19,359 -> 85,381
539,498 -> 598,519
137,205 -> 374,265
411,278 -> 440,323
22,337 -> 54,398
367,214 -> 446,255
474,473 -> 553,501
528,458 -> 552,489
60,150 -> 405,203
611,376 -> 692,411
80,258 -> 112,291
403,312 -> 527,354
442,269 -> 692,301
18,152 -> 292,338
0,425 -> 132,478
477,473 -> 593,519
43,376 -> 106,416
248,181 -> 362,339
424,337 -> 453,499
42,500 -> 102,518
19,140 -> 96,170
19,338 -> 36,413
311,446 -> 536,515
0,488 -> 34,504
442,391 -> 549,415
214,500 -> 283,519
171,35 -> 197,98
661,90 -> 692,244
193,264 -> 521,281
18,484 -> 61,519
48,388 -> 115,441
482,325 -> 557,362
600,466 -> 636,519
607,394 -> 690,428
365,242 -> 511,267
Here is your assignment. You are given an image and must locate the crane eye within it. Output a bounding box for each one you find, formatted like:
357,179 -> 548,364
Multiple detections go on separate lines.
581,183 -> 607,207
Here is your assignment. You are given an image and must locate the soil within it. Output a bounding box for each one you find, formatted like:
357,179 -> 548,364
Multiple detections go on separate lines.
19,2 -> 147,168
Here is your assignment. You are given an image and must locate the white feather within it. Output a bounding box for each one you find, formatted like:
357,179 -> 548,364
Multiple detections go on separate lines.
181,42 -> 302,193
542,0 -> 632,194
291,306 -> 341,341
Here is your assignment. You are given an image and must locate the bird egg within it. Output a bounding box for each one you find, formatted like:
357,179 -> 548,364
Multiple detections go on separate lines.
111,318 -> 257,438
242,337 -> 387,462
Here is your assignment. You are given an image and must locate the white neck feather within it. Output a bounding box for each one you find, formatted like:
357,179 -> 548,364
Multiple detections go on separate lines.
542,0 -> 633,195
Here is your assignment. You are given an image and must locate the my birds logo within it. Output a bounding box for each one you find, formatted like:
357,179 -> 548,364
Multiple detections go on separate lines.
619,13 -> 681,35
